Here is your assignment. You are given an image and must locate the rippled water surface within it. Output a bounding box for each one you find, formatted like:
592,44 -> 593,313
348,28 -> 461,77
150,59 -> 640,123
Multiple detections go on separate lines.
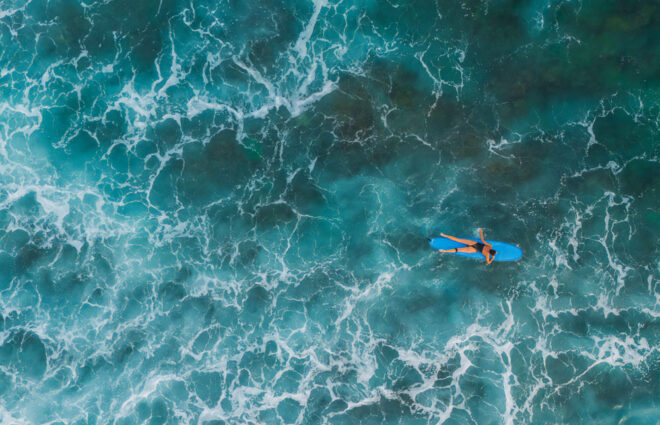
0,0 -> 659,424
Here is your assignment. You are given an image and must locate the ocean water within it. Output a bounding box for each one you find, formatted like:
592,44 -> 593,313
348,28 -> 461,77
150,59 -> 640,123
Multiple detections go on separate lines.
0,0 -> 659,423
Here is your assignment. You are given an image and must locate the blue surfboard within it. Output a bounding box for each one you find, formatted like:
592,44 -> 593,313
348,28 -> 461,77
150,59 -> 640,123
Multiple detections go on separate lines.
428,236 -> 522,262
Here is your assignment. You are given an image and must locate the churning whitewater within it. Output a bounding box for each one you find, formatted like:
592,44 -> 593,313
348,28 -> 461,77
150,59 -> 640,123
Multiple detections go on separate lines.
0,0 -> 659,424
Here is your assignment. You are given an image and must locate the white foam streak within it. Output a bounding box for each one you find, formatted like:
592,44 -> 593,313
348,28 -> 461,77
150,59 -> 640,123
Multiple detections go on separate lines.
293,0 -> 328,59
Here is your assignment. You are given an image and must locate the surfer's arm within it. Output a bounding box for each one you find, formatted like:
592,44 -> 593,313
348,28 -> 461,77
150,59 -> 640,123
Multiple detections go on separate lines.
479,228 -> 487,244
485,252 -> 494,264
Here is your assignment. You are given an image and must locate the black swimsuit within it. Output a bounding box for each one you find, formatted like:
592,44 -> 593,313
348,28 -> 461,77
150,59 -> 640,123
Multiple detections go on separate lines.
470,242 -> 486,251
451,241 -> 492,254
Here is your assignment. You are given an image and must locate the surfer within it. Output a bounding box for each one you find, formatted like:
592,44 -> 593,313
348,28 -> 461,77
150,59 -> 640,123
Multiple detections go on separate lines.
437,229 -> 497,264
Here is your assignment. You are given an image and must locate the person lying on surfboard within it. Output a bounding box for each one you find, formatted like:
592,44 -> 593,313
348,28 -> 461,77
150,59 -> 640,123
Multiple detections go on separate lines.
437,229 -> 497,264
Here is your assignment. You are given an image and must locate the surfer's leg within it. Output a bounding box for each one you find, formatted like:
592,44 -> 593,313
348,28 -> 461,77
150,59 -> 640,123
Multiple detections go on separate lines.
440,233 -> 478,246
439,247 -> 478,253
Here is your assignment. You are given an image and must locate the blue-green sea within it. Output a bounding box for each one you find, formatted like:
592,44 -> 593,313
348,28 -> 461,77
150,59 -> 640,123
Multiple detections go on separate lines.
1,0 -> 659,423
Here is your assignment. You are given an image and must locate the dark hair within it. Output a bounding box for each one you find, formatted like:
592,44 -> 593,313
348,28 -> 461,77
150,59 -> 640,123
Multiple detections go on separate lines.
489,249 -> 497,256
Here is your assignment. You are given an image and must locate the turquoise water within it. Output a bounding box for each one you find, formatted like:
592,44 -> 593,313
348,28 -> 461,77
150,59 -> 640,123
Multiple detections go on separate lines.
0,0 -> 659,423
